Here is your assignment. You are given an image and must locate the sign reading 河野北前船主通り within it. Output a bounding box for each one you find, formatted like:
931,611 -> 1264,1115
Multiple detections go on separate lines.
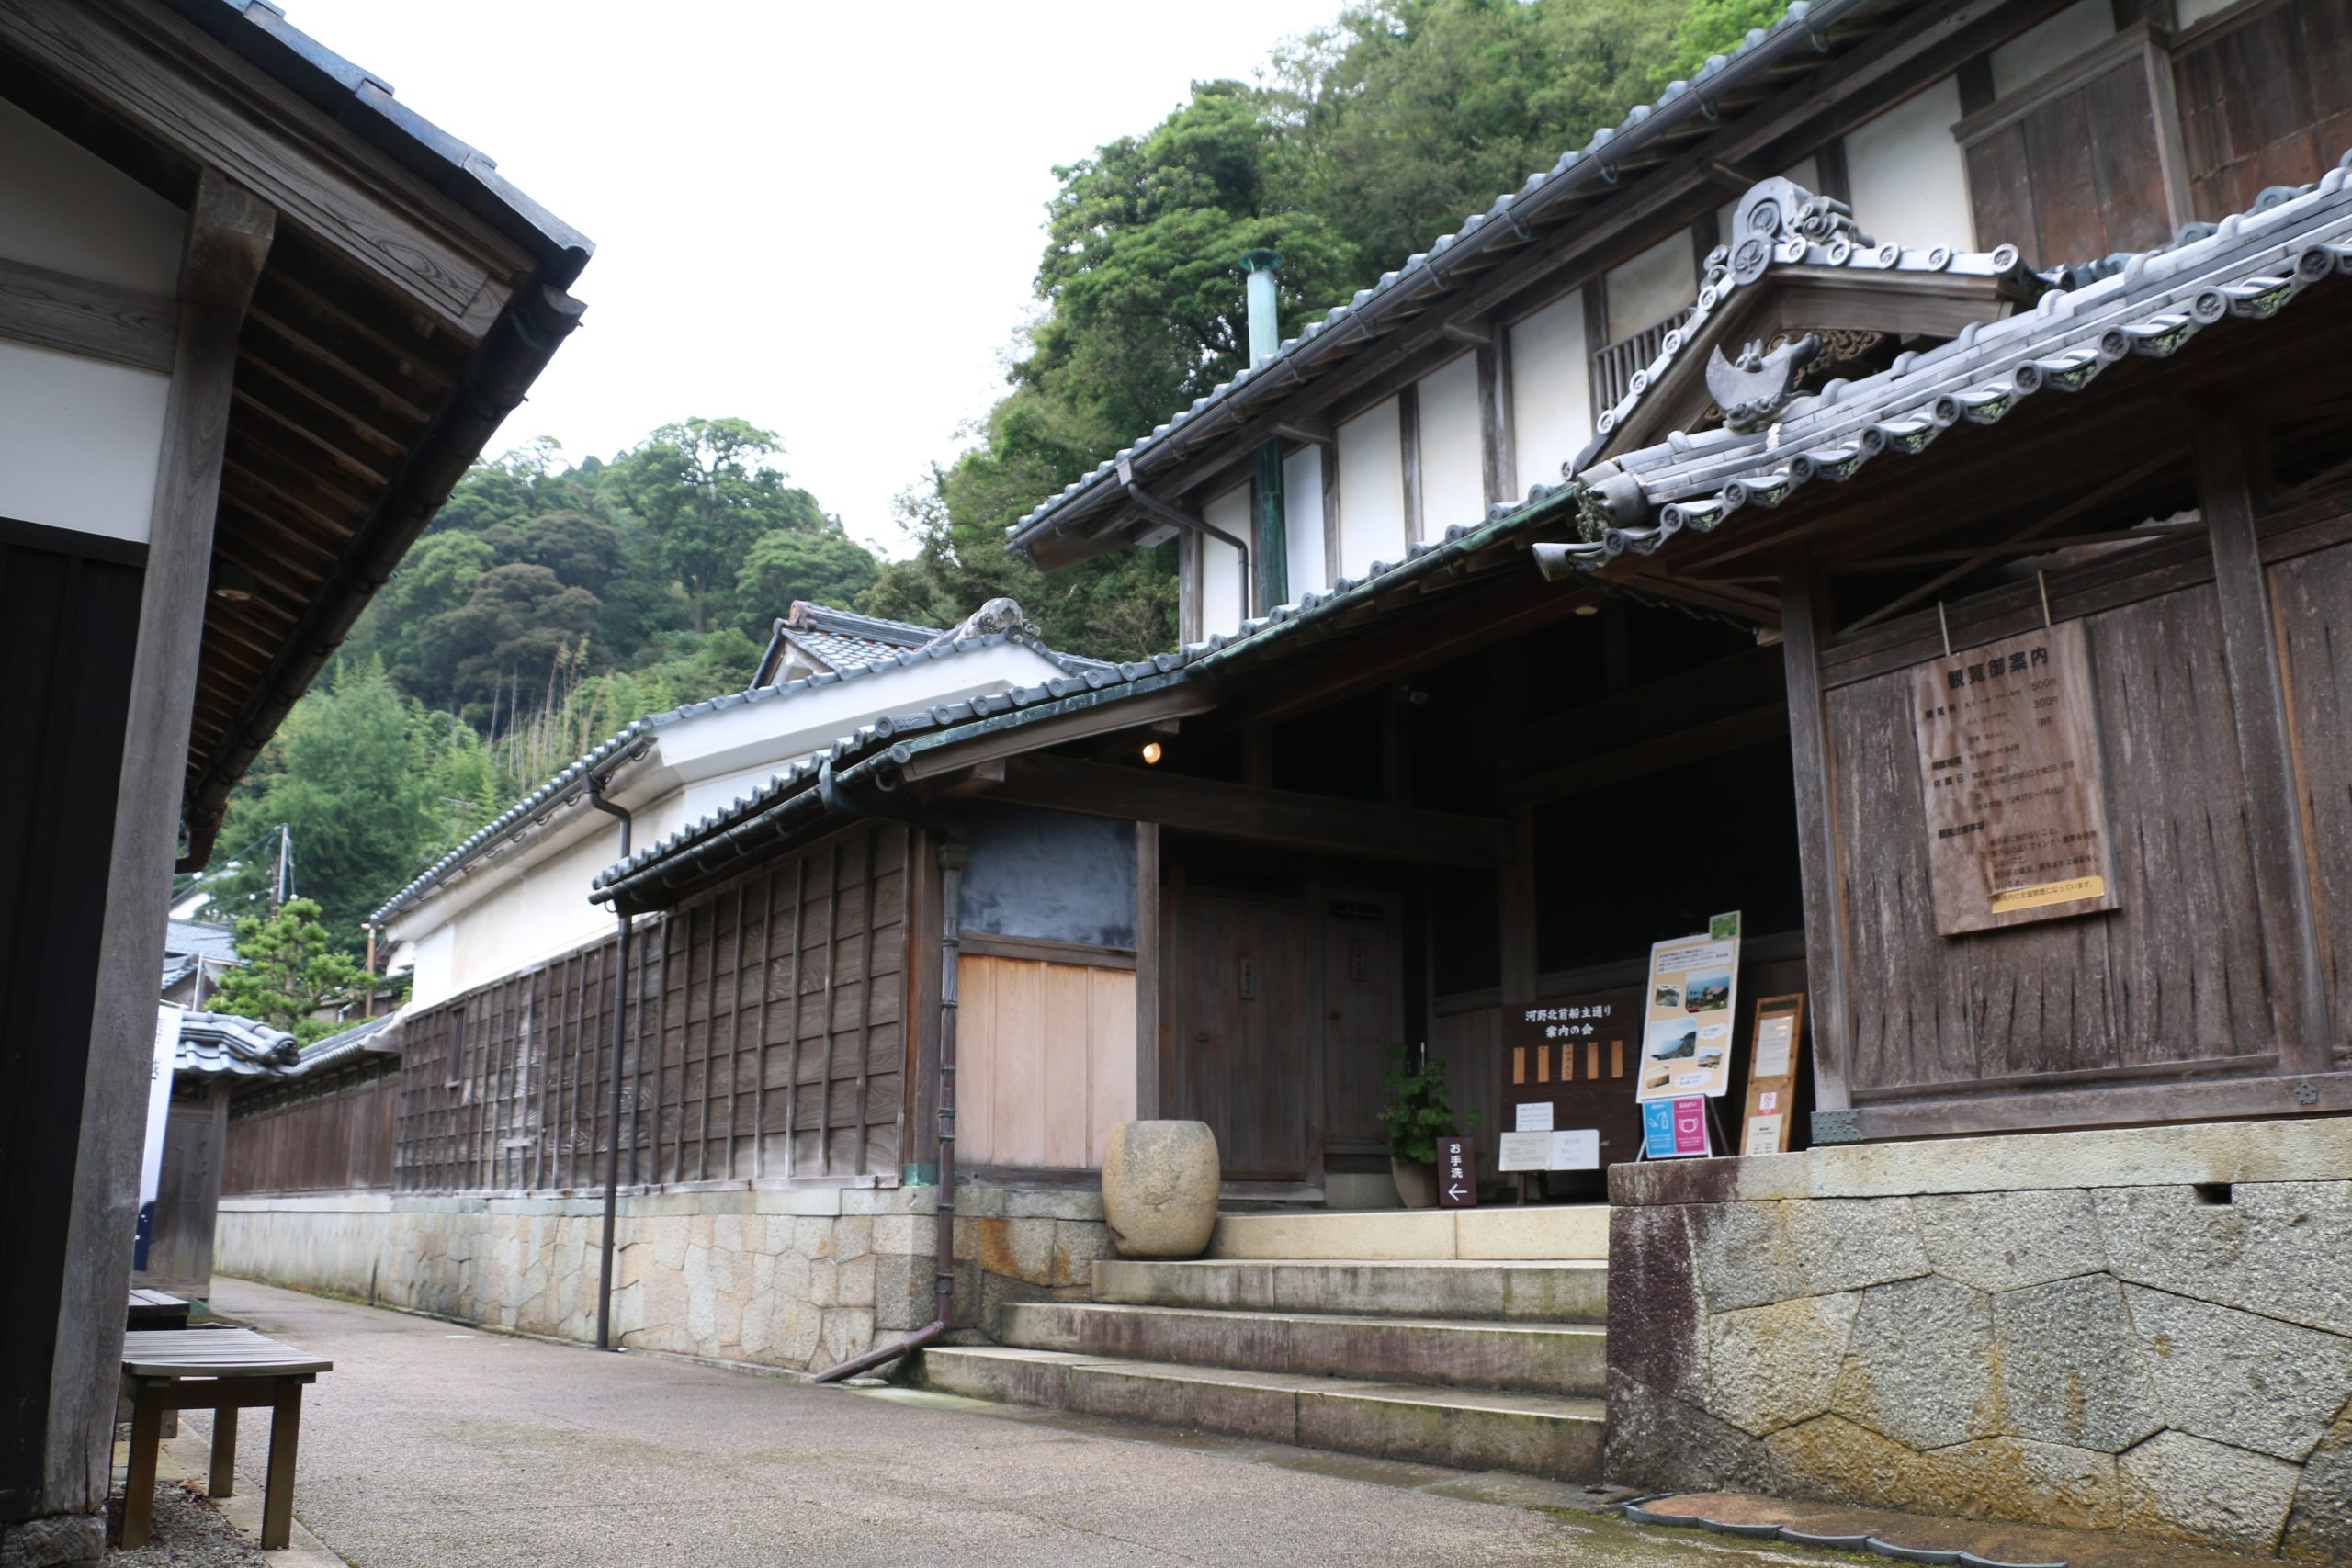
1500,987 -> 1642,1168
1636,913 -> 1741,1102
1913,620 -> 2117,936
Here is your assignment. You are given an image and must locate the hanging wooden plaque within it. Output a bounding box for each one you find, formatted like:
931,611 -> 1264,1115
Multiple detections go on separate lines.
1911,620 -> 2118,936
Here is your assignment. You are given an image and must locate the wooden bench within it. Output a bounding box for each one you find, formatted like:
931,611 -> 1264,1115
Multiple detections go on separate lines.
127,1288 -> 191,1331
119,1327 -> 332,1550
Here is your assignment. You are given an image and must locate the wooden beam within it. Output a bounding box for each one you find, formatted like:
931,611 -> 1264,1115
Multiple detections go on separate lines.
1505,704 -> 1789,805
1134,821 -> 1161,1121
895,683 -> 1223,782
58,167 -> 272,1517
995,755 -> 1513,867
0,254 -> 175,371
1778,554 -> 1853,1113
0,0 -> 519,336
1832,1069 -> 2352,1143
2196,414 -> 2333,1077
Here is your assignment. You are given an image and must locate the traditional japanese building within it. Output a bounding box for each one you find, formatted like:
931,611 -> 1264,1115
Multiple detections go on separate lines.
205,0 -> 2352,1554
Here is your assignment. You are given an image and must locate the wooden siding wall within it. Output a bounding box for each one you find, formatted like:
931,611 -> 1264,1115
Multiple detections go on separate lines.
958,955 -> 1136,1170
2172,0 -> 2352,221
650,823 -> 910,1183
395,935 -> 649,1193
223,1064 -> 396,1194
2270,534 -> 2352,1046
1811,502 -> 2352,1111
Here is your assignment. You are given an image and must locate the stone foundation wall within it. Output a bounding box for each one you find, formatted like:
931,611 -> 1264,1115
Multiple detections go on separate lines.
217,1181 -> 1110,1372
1606,1119 -> 2352,1561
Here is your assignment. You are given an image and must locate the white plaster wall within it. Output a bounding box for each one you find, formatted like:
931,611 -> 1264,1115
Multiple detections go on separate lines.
1282,443 -> 1327,600
404,927 -> 458,1010
0,97 -> 184,294
1604,232 -> 1697,343
1990,0 -> 2115,96
1336,396 -> 1406,580
1845,77 -> 1974,248
1416,353 -> 1484,538
1200,482 -> 1250,635
1510,288 -> 1592,498
0,339 -> 169,543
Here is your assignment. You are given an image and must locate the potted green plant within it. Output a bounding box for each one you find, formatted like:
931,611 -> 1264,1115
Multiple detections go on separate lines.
1378,1044 -> 1479,1209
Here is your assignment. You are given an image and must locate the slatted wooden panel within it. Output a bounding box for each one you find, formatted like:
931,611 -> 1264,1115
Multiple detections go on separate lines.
1826,581 -> 2285,1096
1962,57 -> 2173,273
222,1063 -> 397,1194
2173,0 -> 2352,222
653,823 -> 910,1183
392,930 -> 662,1194
958,956 -> 1136,1170
2270,536 -> 2352,1046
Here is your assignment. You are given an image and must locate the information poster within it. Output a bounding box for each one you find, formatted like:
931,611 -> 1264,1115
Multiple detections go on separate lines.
1635,912 -> 1742,1102
1740,993 -> 1805,1157
1912,620 -> 2118,935
1499,987 -> 1643,1171
1642,1096 -> 1713,1159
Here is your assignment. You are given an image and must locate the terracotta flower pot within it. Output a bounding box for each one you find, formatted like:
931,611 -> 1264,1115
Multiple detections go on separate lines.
1391,1156 -> 1437,1209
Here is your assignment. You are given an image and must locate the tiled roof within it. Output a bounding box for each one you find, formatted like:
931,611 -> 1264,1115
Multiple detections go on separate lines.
593,497 -> 1566,908
1004,0 -> 1873,557
160,954 -> 201,992
1540,157 -> 2352,574
165,0 -> 590,283
166,919 -> 243,965
294,1011 -> 401,1076
175,1011 -> 301,1078
371,629 -> 1091,925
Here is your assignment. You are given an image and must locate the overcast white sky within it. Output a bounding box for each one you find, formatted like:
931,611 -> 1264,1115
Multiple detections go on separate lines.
284,0 -> 1347,557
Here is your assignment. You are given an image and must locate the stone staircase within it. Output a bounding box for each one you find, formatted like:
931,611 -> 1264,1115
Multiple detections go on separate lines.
914,1206 -> 1611,1481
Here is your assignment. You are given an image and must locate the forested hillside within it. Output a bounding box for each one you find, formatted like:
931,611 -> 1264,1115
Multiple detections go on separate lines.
190,0 -> 1771,952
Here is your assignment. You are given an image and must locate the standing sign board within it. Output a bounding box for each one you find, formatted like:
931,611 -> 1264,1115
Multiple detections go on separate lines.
1436,1136 -> 1478,1208
1740,993 -> 1805,1156
1636,912 -> 1742,1102
1912,620 -> 2117,935
1642,1096 -> 1713,1158
1498,987 -> 1642,1174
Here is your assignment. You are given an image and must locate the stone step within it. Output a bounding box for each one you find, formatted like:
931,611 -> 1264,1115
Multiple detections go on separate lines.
1091,1258 -> 1609,1324
916,1345 -> 1607,1481
1208,1205 -> 1609,1262
998,1300 -> 1605,1394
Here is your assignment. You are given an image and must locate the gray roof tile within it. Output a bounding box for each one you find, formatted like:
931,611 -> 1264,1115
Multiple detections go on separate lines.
175,1011 -> 300,1078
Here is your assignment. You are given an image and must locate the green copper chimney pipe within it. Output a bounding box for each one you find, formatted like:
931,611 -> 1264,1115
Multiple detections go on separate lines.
1240,249 -> 1287,614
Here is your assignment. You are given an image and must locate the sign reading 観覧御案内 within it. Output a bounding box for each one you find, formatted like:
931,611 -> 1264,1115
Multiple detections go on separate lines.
1635,913 -> 1741,1103
1912,620 -> 2117,936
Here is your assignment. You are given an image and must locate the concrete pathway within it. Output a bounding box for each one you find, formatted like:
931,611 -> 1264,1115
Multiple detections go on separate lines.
203,1279 -> 1854,1568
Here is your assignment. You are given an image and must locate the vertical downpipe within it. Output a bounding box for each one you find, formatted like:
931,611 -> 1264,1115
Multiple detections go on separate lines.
585,776 -> 632,1352
934,842 -> 967,1329
1240,249 -> 1287,615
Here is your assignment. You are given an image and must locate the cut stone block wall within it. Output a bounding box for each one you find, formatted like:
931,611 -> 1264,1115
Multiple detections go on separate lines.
1606,1119 -> 2352,1561
216,1182 -> 1109,1373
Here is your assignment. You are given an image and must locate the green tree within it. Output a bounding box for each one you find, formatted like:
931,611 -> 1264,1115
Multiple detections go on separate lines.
209,898 -> 365,1043
734,524 -> 882,636
605,419 -> 828,634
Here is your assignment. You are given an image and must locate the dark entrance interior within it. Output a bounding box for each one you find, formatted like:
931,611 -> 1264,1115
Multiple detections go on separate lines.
1143,593 -> 1811,1203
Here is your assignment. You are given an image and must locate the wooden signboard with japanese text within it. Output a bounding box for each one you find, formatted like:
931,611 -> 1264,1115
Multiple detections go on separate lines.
1498,988 -> 1643,1174
1913,621 -> 2118,935
1739,993 -> 1805,1156
1437,1136 -> 1478,1208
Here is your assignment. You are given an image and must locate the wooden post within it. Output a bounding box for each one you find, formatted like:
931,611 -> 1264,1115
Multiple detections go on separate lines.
2197,417 -> 2333,1075
1399,381 -> 1423,544
120,1383 -> 166,1546
1778,556 -> 1854,1112
1478,321 -> 1514,508
260,1381 -> 302,1551
209,1404 -> 237,1499
55,170 -> 271,1522
1135,822 -> 1162,1121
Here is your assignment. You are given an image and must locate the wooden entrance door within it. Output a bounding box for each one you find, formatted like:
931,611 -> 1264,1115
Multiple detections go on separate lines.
1321,890 -> 1403,1156
1164,889 -> 1316,1182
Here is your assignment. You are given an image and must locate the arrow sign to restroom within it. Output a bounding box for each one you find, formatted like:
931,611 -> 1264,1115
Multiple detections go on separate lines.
1437,1136 -> 1478,1210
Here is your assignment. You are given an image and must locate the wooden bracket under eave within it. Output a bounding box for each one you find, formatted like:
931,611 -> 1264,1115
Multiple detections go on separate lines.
181,170 -> 275,312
